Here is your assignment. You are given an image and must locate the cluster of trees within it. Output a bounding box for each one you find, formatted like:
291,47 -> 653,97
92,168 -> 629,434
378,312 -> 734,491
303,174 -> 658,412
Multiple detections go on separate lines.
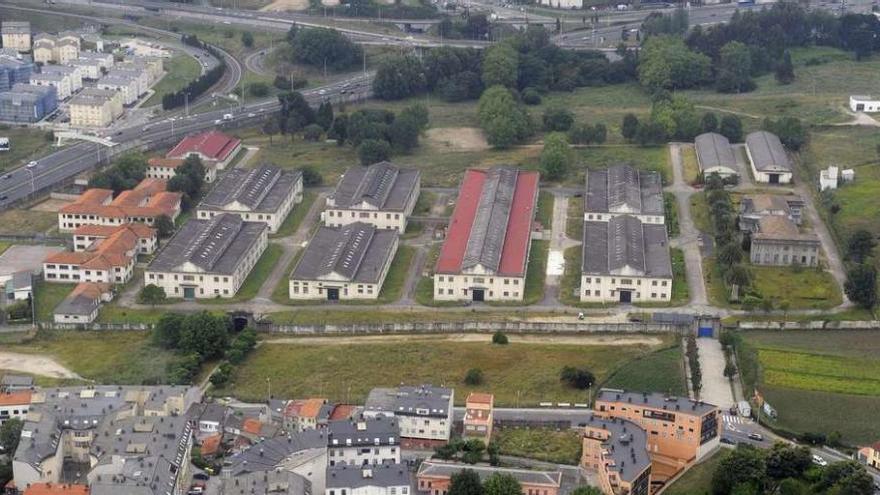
560,366 -> 594,390
210,327 -> 258,387
435,439 -> 499,466
711,443 -> 873,495
318,0 -> 436,20
620,97 -> 743,146
685,334 -> 701,396
844,229 -> 878,309
163,35 -> 225,110
0,417 -> 22,486
153,312 -> 233,384
373,26 -> 638,103
167,155 -> 207,210
705,175 -> 752,302
762,117 -> 808,151
478,86 -> 533,149
286,25 -> 362,72
88,152 -> 147,193
434,13 -> 491,41
447,470 -> 602,495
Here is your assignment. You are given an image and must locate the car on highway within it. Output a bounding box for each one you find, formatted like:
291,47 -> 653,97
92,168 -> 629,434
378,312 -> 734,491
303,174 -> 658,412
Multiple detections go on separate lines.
720,437 -> 735,445
812,454 -> 828,467
26,161 -> 38,168
747,432 -> 764,441
3,173 -> 11,179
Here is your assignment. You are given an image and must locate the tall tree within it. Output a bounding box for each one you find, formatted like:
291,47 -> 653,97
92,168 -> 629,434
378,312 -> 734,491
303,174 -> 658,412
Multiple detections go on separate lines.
316,101 -> 334,131
622,113 -> 640,141
483,474 -> 522,495
764,443 -> 812,482
478,86 -> 532,149
846,229 -> 876,263
481,44 -> 519,89
448,469 -> 483,495
701,112 -> 719,133
178,312 -> 230,360
0,418 -> 23,455
775,49 -> 795,85
638,35 -> 712,91
716,41 -> 754,93
288,27 -> 362,71
719,115 -> 743,142
540,132 -> 573,181
711,445 -> 766,495
845,263 -> 877,309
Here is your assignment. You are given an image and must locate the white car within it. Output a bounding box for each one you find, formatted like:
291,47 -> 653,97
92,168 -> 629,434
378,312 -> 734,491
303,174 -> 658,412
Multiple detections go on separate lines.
26,161 -> 37,168
812,455 -> 828,467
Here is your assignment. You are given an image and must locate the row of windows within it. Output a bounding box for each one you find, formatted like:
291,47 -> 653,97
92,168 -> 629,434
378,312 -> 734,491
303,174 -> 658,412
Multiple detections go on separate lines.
328,210 -> 401,220
584,277 -> 668,287
436,276 -> 520,285
147,273 -> 230,283
436,288 -> 520,298
583,290 -> 667,299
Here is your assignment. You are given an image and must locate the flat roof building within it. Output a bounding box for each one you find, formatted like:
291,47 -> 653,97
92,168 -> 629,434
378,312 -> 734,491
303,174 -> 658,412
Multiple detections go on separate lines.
584,164 -> 664,225
694,132 -> 738,178
0,83 -> 57,123
145,213 -> 268,299
745,131 -> 792,184
196,165 -> 303,233
580,415 -> 652,495
363,385 -> 453,449
850,95 -> 880,113
324,162 -> 421,234
289,222 -> 398,301
434,168 -> 539,303
581,215 -> 672,304
0,53 -> 34,92
1,22 -> 32,53
326,463 -> 410,495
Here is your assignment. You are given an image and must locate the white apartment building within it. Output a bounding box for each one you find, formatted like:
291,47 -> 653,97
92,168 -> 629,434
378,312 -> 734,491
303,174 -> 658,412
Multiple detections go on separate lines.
107,67 -> 149,96
364,386 -> 454,449
30,71 -> 73,100
41,63 -> 83,92
144,214 -> 268,299
69,87 -> 123,127
326,463 -> 411,495
327,416 -> 401,467
1,22 -> 31,53
43,225 -> 141,285
324,162 -> 421,234
96,75 -> 138,105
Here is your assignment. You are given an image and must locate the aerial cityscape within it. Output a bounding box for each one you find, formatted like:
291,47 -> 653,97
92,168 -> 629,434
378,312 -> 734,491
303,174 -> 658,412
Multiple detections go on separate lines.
0,0 -> 879,493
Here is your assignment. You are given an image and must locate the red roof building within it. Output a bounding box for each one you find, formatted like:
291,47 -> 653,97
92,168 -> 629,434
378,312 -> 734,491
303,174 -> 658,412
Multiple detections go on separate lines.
167,130 -> 242,170
44,225 -> 143,285
58,178 -> 182,232
21,484 -> 89,495
0,389 -> 32,425
433,168 -> 539,303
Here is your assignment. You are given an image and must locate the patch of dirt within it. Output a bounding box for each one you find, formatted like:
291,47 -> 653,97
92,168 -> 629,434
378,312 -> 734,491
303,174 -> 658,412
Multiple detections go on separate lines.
265,333 -> 664,346
0,352 -> 82,379
425,127 -> 489,151
30,198 -> 73,212
261,0 -> 338,10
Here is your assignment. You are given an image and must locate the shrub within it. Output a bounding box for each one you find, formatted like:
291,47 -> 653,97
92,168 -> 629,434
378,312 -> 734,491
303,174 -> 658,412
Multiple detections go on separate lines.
521,87 -> 542,105
560,366 -> 594,390
303,123 -> 324,142
492,331 -> 509,345
464,368 -> 484,385
357,139 -> 391,165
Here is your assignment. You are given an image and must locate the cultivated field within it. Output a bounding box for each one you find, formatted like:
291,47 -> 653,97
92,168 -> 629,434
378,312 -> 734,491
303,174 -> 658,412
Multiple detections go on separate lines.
493,427 -> 582,465
602,345 -> 686,396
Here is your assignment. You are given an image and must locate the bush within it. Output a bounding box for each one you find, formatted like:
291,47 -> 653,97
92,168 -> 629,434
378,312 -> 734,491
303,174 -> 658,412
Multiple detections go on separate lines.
248,82 -> 270,98
521,87 -> 542,105
542,107 -> 575,132
492,331 -> 509,345
560,366 -> 594,389
138,284 -> 167,305
464,368 -> 484,385
357,139 -> 391,166
303,123 -> 324,142
299,166 -> 323,186
5,300 -> 30,321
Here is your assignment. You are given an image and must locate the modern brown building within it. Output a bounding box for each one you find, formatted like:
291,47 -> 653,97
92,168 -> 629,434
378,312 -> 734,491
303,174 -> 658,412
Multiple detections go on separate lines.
580,416 -> 651,495
417,461 -> 561,495
593,389 -> 720,485
462,392 -> 494,444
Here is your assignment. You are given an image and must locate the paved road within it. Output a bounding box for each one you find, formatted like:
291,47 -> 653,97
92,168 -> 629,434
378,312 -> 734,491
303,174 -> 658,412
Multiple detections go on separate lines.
667,143 -> 709,307
696,337 -> 735,409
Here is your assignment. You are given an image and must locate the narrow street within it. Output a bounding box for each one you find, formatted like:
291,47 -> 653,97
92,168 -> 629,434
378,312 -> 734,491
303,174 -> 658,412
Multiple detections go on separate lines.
667,143 -> 709,307
543,191 -> 579,305
696,337 -> 735,409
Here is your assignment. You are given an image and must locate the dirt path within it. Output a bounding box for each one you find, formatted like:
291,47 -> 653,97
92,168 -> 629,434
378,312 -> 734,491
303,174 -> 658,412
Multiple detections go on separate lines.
263,333 -> 665,346
0,352 -> 82,379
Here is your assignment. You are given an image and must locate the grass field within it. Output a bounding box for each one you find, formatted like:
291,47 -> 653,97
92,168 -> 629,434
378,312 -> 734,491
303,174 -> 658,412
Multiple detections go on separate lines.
143,54 -> 202,107
214,335 -> 673,404
574,145 -> 672,185
558,246 -> 607,309
199,242 -> 283,304
0,209 -> 58,235
33,281 -> 75,322
749,265 -> 841,310
566,196 -> 583,241
0,126 -> 53,170
536,191 -> 554,230
602,345 -> 686,396
680,144 -> 700,185
493,427 -> 582,465
690,192 -> 712,234
664,449 -> 730,495
7,331 -> 175,384
740,330 -> 880,444
520,241 -> 549,306
271,190 -> 317,238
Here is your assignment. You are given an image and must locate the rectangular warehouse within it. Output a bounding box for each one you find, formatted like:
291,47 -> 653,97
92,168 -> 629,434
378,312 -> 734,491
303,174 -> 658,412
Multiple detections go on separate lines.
434,168 -> 539,303
584,164 -> 664,225
745,131 -> 792,184
694,132 -> 738,178
324,162 -> 421,234
289,222 -> 398,301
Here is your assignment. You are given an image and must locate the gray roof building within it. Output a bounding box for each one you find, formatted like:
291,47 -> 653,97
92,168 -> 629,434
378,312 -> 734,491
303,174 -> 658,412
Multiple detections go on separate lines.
582,215 -> 672,278
53,285 -> 102,317
580,415 -> 651,485
364,385 -> 452,419
199,165 -> 302,213
327,415 -> 399,447
148,214 -> 268,275
417,461 -> 562,487
327,462 -> 410,490
694,132 -> 738,177
585,165 -> 663,217
1,373 -> 33,391
745,131 -> 791,172
224,429 -> 329,476
330,162 -> 420,212
222,470 -> 312,495
291,222 -> 397,284
1,22 -> 31,35
596,388 -> 718,416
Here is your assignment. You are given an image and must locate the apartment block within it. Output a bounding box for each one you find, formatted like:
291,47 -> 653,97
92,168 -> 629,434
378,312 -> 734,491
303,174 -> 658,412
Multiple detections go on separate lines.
96,75 -> 138,105
69,87 -> 123,127
326,416 -> 401,467
0,83 -> 57,123
462,393 -> 494,444
581,416 -> 651,495
44,223 -> 145,284
1,22 -> 31,53
324,162 -> 421,234
364,385 -> 453,449
326,463 -> 411,495
0,389 -> 31,426
0,53 -> 34,92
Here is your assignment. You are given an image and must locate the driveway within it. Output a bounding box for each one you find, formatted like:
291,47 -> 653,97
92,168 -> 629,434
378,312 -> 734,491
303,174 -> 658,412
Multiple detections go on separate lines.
544,191 -> 580,306
667,144 -> 709,307
696,337 -> 735,409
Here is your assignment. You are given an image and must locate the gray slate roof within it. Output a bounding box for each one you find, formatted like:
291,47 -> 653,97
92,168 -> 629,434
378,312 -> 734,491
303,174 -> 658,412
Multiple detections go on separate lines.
225,429 -> 329,476
364,385 -> 452,419
597,388 -> 718,416
1,374 -> 33,389
327,462 -> 410,489
291,222 -> 397,284
148,214 -> 267,275
54,288 -> 99,316
582,216 -> 672,278
0,83 -> 54,104
417,461 -> 562,487
327,415 -> 399,447
463,167 -> 518,273
585,165 -> 663,216
746,131 -> 791,172
694,133 -> 737,173
1,22 -> 30,35
331,162 -> 420,211
580,415 -> 651,484
199,165 -> 302,213
222,470 -> 311,495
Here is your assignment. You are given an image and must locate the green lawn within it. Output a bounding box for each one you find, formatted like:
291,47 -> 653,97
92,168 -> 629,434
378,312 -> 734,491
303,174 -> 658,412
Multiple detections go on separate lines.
521,240 -> 549,306
602,345 -> 686,396
0,209 -> 58,235
6,331 -> 176,384
493,427 -> 582,465
680,144 -> 700,185
271,190 -> 317,238
664,192 -> 680,237
213,336 -> 674,404
690,192 -> 712,234
0,126 -> 54,170
536,191 -> 554,230
33,280 -> 75,322
573,145 -> 673,185
413,244 -> 467,307
566,196 -> 583,241
749,265 -> 841,310
663,449 -> 730,495
198,242 -> 283,304
143,54 -> 201,107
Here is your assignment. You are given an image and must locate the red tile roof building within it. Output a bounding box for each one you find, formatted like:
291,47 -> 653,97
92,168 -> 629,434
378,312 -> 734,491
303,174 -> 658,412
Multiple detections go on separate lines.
0,390 -> 32,426
166,130 -> 242,171
434,168 -> 539,302
44,224 -> 146,285
58,178 -> 181,232
21,483 -> 89,495
72,223 -> 158,255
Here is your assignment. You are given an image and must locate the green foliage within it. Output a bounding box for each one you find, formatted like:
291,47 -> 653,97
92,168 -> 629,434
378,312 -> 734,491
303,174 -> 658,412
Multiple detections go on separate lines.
542,107 -> 575,132
622,113 -> 640,141
154,214 -> 175,238
641,8 -> 689,37
299,166 -> 323,187
5,300 -> 30,321
138,284 -> 167,306
492,331 -> 508,345
373,54 -> 427,100
210,362 -> 233,387
478,86 -> 533,149
762,117 -> 808,151
521,88 -> 542,105
686,334 -> 702,396
765,444 -> 812,481
241,31 -> 254,48
448,469 -> 483,495
719,115 -> 744,142
845,229 -> 876,263
815,461 -> 875,494
167,155 -> 206,208
844,263 -> 877,309
702,112 -> 719,133
540,132 -> 573,181
776,50 -> 796,85
303,124 -> 324,142
716,41 -> 755,93
559,365 -> 594,390
316,101 -> 334,131
287,26 -> 362,71
88,153 -> 147,193
389,112 -> 421,153
569,488 -> 604,495
358,139 -> 391,166
248,82 -> 269,97
568,123 -> 607,145
638,35 -> 712,91
482,44 -> 519,89
153,312 -> 185,349
278,91 -> 316,135
153,312 -> 230,362
0,418 -> 23,454
464,368 -> 484,386
711,445 -> 766,495
651,95 -> 701,140
483,473 -> 522,495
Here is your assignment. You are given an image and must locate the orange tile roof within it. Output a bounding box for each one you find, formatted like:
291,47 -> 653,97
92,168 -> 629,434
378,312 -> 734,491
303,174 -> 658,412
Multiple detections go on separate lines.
60,179 -> 179,220
284,399 -> 305,418
466,393 -> 494,405
299,398 -> 327,419
70,282 -> 111,300
46,228 -> 138,271
329,404 -> 357,421
73,223 -> 156,240
148,157 -> 185,169
242,418 -> 262,435
22,483 -> 89,495
75,188 -> 113,205
200,433 -> 222,456
0,390 -> 31,406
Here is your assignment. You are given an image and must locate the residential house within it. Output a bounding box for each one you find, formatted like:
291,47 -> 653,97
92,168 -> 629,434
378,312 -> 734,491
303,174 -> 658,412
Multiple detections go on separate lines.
69,87 -> 123,127
324,162 -> 421,234
1,374 -> 34,392
147,157 -> 217,183
849,95 -> 880,113
285,398 -> 334,432
107,67 -> 148,96
96,75 -> 138,106
364,385 -> 453,449
5,271 -> 32,301
745,131 -> 793,184
739,194 -> 819,267
40,64 -> 83,94
417,461 -> 561,495
221,470 -> 311,495
223,429 -> 330,493
0,389 -> 31,426
29,71 -> 73,100
326,463 -> 410,495
857,442 -> 880,470
433,168 -> 539,303
289,222 -> 398,301
462,393 -> 494,444
0,53 -> 34,92
326,416 -> 401,466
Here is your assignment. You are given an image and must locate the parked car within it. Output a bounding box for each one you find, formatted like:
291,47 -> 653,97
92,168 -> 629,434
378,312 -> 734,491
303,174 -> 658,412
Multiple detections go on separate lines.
720,437 -> 735,445
26,161 -> 37,168
812,455 -> 828,467
748,432 -> 764,441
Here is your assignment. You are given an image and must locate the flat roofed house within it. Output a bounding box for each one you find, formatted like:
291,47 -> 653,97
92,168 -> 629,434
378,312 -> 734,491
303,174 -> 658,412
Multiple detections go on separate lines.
594,388 -> 720,483
166,130 -> 242,171
0,83 -> 57,123
581,215 -> 672,304
52,281 -> 112,324
1,22 -> 31,53
417,461 -> 562,495
434,168 -> 539,303
580,415 -> 652,495
745,131 -> 792,184
584,164 -> 664,225
196,164 -> 303,233
145,213 -> 268,299
324,162 -> 421,234
694,132 -> 738,179
463,393 -> 494,444
289,222 -> 398,301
